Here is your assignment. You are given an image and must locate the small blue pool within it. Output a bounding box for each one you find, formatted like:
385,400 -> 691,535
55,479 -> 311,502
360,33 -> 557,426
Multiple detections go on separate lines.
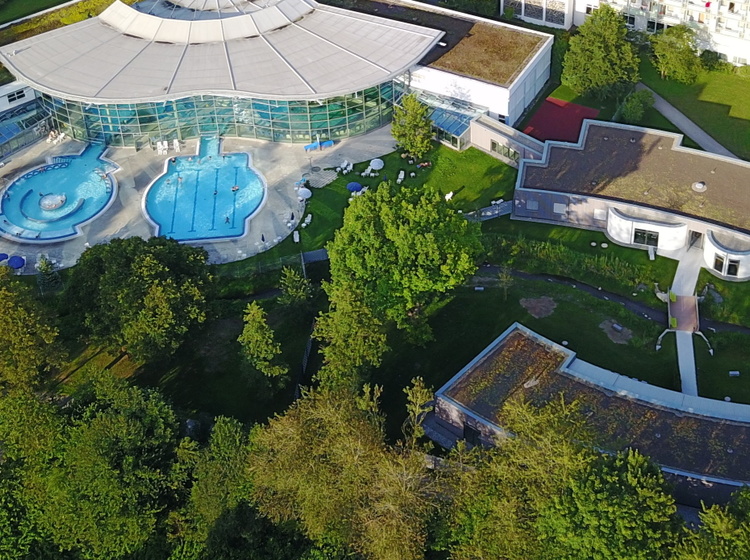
143,137 -> 265,242
0,145 -> 117,242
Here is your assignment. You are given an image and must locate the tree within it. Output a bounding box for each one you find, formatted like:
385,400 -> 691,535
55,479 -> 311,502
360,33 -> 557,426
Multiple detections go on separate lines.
278,266 -> 313,307
12,374 -> 181,559
673,488 -> 750,560
325,181 -> 481,342
238,302 -> 288,378
36,255 -> 63,295
314,282 -> 389,388
652,25 -> 700,83
497,265 -> 514,301
621,89 -> 655,124
248,386 -> 437,560
0,266 -> 65,389
538,448 -> 680,560
562,5 -> 640,99
391,93 -> 433,159
65,236 -> 212,362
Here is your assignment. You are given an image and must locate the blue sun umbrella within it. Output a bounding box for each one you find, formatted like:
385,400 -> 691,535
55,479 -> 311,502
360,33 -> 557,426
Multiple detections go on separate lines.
0,253 -> 7,262
346,182 -> 363,192
7,255 -> 25,269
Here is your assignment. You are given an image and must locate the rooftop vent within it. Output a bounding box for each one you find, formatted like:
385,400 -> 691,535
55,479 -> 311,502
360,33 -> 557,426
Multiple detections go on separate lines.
438,41 -> 448,47
629,137 -> 636,143
692,181 -> 707,193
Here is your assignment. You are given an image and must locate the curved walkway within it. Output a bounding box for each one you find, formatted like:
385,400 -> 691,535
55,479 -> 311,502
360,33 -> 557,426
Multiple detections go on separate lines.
636,83 -> 738,159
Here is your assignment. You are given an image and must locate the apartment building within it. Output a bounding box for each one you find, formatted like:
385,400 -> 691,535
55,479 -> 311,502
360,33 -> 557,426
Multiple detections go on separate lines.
502,0 -> 749,64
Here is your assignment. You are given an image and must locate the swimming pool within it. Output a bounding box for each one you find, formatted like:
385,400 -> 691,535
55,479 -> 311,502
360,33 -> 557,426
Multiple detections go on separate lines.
0,145 -> 118,242
143,137 -> 265,242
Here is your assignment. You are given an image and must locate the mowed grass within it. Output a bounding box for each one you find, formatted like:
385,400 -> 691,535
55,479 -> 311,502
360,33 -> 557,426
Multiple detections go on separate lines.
640,57 -> 750,160
696,332 -> 750,404
375,279 -> 679,440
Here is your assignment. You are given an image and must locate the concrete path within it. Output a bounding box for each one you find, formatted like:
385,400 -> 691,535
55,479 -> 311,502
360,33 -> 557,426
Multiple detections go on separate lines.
669,246 -> 704,296
675,331 -> 699,396
636,83 -> 738,160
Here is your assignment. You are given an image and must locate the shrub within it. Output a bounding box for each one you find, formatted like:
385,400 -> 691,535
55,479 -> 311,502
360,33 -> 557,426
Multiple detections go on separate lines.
620,90 -> 655,124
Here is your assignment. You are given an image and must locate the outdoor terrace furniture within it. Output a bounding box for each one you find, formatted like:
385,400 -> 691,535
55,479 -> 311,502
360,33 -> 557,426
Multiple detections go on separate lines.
173,139 -> 181,152
397,170 -> 405,184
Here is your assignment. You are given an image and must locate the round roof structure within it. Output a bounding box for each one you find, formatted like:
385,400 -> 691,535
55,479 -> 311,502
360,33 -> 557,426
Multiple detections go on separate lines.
0,0 -> 443,104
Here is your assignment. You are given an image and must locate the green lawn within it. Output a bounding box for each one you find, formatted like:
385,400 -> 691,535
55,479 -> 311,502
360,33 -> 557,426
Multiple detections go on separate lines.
549,84 -> 619,121
640,57 -> 750,160
697,269 -> 750,326
375,279 -> 679,440
696,331 -> 750,405
0,0 -> 70,25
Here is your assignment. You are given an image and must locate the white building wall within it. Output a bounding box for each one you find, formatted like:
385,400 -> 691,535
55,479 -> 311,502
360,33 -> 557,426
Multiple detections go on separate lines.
606,207 -> 687,250
0,82 -> 36,113
704,232 -> 750,280
409,66 -> 511,121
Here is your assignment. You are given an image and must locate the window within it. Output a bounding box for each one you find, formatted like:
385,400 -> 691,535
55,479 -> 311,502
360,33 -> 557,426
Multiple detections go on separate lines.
729,2 -> 735,12
633,229 -> 659,247
728,260 -> 739,277
490,140 -> 519,161
463,424 -> 481,446
7,89 -> 26,103
553,202 -> 567,214
714,254 -> 725,272
623,14 -> 636,25
586,4 -> 595,14
526,199 -> 539,211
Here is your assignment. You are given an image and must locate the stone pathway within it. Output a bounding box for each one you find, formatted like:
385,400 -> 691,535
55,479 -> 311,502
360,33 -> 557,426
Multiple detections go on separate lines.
636,83 -> 738,160
675,331 -> 699,396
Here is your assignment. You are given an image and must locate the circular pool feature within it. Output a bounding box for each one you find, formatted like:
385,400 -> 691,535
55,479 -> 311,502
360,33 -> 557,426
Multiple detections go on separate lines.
0,145 -> 118,243
143,137 -> 266,242
40,193 -> 67,210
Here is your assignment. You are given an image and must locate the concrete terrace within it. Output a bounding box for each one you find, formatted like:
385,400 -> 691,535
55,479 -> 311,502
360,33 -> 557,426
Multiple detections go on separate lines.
0,126 -> 396,271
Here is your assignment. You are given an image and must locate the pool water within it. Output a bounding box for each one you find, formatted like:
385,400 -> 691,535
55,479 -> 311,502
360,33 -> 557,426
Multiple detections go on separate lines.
144,137 -> 265,242
0,145 -> 117,242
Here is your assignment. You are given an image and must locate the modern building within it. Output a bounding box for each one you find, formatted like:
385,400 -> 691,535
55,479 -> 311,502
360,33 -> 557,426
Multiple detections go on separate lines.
0,0 -> 552,148
512,120 -> 750,281
502,0 -> 750,65
430,322 -> 750,492
0,82 -> 51,159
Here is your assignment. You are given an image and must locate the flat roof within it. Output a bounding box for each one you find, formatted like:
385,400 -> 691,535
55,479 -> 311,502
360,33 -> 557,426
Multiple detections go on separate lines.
0,0 -> 443,103
320,0 -> 549,86
521,122 -> 750,234
439,325 -> 750,481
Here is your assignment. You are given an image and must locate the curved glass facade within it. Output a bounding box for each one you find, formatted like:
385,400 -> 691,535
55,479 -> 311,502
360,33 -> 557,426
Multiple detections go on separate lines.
38,82 -> 396,147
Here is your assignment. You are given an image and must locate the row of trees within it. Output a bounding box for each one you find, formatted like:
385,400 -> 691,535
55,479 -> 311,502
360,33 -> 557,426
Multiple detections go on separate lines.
562,5 -> 715,102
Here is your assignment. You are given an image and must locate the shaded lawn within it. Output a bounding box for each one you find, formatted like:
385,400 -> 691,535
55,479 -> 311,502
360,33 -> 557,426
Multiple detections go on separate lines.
0,0 -> 71,25
550,84 -> 618,121
56,298 -> 317,426
375,279 -> 679,440
640,57 -> 750,160
482,216 -> 679,296
696,331 -> 750,405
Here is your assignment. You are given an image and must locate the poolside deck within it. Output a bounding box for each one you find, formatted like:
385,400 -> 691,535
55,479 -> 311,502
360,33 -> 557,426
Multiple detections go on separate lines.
0,126 -> 397,271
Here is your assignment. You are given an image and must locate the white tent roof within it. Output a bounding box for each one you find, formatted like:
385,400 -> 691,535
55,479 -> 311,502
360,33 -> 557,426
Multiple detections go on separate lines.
0,0 -> 443,103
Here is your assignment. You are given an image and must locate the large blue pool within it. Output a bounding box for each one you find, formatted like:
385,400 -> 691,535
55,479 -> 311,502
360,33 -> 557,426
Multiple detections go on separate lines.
144,137 -> 265,242
0,145 -> 117,242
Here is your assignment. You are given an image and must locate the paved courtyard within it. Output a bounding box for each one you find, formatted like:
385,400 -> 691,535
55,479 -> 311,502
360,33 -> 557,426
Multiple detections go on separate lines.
0,126 -> 396,271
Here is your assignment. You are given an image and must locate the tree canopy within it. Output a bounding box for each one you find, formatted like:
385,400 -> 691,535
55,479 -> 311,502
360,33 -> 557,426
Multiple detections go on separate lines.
65,236 -> 213,361
651,25 -> 701,84
391,93 -> 434,159
0,266 -> 65,389
562,4 -> 640,99
325,181 -> 481,341
238,301 -> 288,378
539,448 -> 679,560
